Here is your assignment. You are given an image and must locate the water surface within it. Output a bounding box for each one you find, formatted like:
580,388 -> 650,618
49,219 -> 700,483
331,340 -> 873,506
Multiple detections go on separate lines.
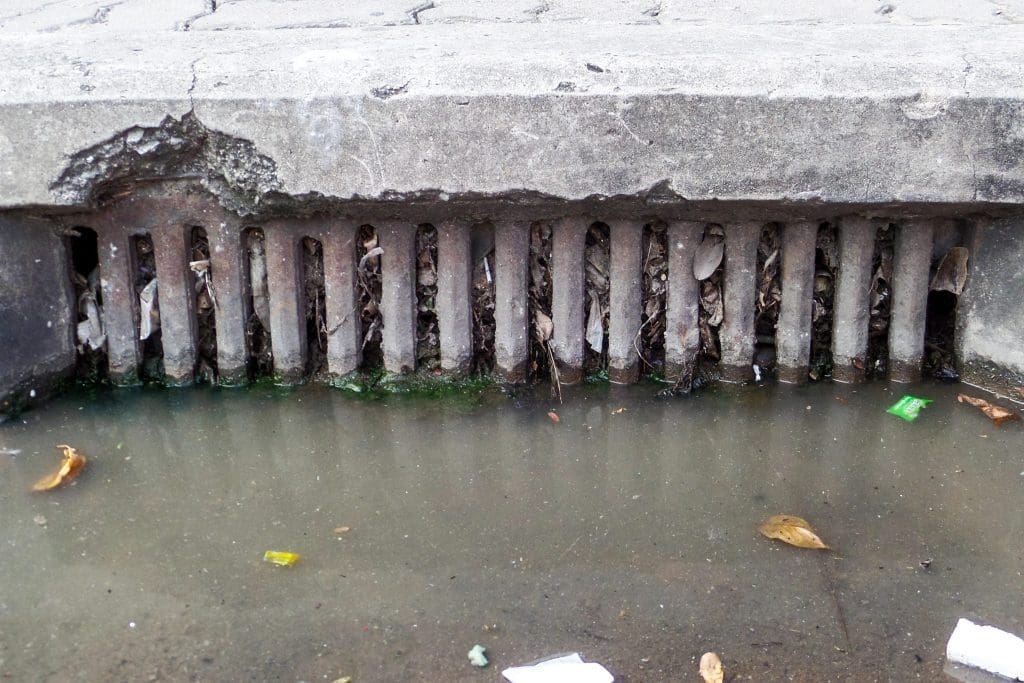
1,381 -> 1021,682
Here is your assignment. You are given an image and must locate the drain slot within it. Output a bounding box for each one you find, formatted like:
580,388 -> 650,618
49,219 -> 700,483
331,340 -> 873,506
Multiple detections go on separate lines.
809,221 -> 838,381
132,233 -> 163,381
190,227 -> 217,383
470,221 -> 496,375
301,235 -> 327,379
68,226 -> 107,382
755,223 -> 782,379
415,224 -> 440,373
244,227 -> 274,378
356,224 -> 383,371
583,221 -> 610,376
638,221 -> 667,377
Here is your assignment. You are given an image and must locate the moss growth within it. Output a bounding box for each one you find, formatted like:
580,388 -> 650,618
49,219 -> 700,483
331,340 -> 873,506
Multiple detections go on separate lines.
330,369 -> 497,401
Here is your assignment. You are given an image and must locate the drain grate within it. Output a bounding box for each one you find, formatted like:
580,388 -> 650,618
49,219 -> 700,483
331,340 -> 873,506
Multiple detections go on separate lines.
67,193 -> 970,388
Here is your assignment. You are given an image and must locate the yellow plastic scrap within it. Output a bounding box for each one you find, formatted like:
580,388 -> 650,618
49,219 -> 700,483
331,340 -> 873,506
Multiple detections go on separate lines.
263,550 -> 300,567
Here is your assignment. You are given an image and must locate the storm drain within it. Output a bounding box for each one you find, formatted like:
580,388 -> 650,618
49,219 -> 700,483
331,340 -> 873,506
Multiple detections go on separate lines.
65,194 -> 974,389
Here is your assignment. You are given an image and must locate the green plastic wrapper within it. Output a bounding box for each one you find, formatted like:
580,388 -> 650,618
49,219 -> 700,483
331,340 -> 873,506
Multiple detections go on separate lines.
887,395 -> 932,421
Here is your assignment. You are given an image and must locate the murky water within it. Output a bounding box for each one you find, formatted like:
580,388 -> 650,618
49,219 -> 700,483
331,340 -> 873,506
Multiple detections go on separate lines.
1,381 -> 1021,682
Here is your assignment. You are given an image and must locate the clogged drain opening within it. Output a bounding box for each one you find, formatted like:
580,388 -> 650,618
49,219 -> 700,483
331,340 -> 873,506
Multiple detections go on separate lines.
810,221 -> 838,381
301,235 -> 327,379
471,221 -> 496,375
415,224 -> 440,373
191,226 -> 218,383
132,233 -> 163,382
754,223 -> 781,378
244,227 -> 274,378
67,226 -> 107,382
583,222 -> 611,376
356,224 -> 383,370
638,221 -> 667,376
866,222 -> 895,379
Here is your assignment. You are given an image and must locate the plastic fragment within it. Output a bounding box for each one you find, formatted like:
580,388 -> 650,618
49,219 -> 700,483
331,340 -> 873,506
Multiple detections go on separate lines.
947,618 -> 1024,680
263,550 -> 300,567
468,644 -> 489,668
700,652 -> 724,683
887,395 -> 932,422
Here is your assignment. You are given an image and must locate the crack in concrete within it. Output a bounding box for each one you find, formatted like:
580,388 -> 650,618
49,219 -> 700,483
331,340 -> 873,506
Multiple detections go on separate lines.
180,0 -> 218,31
188,57 -> 200,111
407,1 -> 435,25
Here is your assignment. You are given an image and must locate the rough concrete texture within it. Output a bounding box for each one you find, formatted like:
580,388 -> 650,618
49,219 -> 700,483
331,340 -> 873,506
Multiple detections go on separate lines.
607,220 -> 642,383
958,216 -> 1024,393
664,221 -> 702,381
0,216 -> 75,413
206,216 -> 249,383
321,220 -> 361,379
889,220 -> 936,382
2,4 -> 1024,210
775,221 -> 817,383
436,220 -> 473,374
493,220 -> 530,382
379,221 -> 417,374
719,222 -> 760,382
549,217 -> 588,384
832,217 -> 876,384
150,224 -> 198,384
263,221 -> 306,382
93,219 -> 140,384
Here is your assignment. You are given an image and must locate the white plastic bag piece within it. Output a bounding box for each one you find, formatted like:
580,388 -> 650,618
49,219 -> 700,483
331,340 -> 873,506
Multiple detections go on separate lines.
946,618 -> 1024,681
502,653 -> 614,683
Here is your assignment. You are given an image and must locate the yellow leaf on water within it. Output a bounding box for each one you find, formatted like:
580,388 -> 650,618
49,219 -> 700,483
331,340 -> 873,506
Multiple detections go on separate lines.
699,651 -> 724,683
759,514 -> 830,550
32,444 -> 87,492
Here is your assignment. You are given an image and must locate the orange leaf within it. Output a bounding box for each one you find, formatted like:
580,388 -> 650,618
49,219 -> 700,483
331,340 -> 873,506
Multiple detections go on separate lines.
32,444 -> 87,492
759,514 -> 829,550
957,394 -> 1021,427
547,411 -> 560,423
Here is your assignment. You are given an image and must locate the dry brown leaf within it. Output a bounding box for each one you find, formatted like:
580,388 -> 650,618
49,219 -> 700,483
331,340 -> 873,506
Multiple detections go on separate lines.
547,411 -> 560,423
32,444 -> 87,492
957,394 -> 1021,427
699,651 -> 724,683
334,526 -> 351,534
759,514 -> 829,549
693,236 -> 725,281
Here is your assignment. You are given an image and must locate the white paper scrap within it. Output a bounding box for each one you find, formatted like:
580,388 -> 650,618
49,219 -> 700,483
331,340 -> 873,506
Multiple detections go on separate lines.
947,618 -> 1024,681
502,653 -> 614,683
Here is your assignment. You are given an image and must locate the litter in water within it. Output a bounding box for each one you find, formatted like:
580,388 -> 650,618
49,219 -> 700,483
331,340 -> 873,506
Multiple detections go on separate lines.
467,644 -> 489,668
699,651 -> 724,683
887,395 -> 932,422
263,550 -> 300,567
946,618 -> 1024,680
502,652 -> 613,683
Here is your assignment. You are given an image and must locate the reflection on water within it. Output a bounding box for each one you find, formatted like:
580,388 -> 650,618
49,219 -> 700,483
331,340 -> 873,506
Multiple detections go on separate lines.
0,382 -> 1021,681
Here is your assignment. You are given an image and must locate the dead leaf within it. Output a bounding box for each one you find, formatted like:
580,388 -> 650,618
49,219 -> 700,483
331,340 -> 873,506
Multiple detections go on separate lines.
534,310 -> 554,342
547,411 -> 560,423
334,526 -> 351,534
699,651 -> 724,683
612,407 -> 626,414
957,394 -> 1021,427
693,235 -> 725,281
930,247 -> 969,295
32,444 -> 87,492
758,514 -> 829,549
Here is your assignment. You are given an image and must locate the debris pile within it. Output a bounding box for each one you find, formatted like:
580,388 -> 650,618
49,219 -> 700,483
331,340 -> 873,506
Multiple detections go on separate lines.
356,225 -> 384,369
415,225 -> 440,372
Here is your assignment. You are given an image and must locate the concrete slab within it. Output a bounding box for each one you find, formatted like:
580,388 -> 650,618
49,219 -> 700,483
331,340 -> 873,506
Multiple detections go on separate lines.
0,215 -> 75,413
1,22 -> 1023,209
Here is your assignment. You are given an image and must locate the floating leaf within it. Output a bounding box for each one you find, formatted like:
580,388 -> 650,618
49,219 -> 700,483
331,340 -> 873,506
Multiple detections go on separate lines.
957,394 -> 1021,427
758,514 -> 829,549
263,550 -> 300,567
32,444 -> 86,492
699,652 -> 724,683
693,235 -> 724,281
547,411 -> 560,423
334,526 -> 352,534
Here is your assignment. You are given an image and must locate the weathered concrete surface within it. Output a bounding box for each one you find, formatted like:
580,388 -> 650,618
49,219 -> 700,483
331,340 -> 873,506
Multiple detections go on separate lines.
776,221 -> 817,384
1,12 -> 1024,210
0,216 -> 75,413
889,220 -> 936,382
958,217 -> 1024,394
831,217 -> 875,383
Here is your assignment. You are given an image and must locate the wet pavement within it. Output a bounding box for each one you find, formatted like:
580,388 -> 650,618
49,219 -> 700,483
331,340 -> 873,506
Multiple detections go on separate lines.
0,381 -> 1022,682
